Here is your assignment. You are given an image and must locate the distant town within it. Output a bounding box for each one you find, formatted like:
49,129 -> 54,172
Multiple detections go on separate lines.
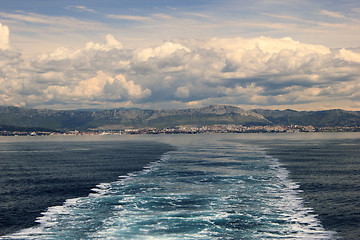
1,124 -> 359,136
1,105 -> 360,136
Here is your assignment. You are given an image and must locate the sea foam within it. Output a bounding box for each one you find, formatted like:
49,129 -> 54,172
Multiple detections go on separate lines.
2,138 -> 335,239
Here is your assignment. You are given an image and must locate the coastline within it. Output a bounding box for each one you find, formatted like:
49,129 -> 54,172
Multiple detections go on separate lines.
1,124 -> 359,137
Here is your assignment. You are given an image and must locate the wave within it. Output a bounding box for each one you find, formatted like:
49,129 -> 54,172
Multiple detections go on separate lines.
2,139 -> 335,239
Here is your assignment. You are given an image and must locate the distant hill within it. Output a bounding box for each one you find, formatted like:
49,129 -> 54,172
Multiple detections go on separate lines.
0,105 -> 359,131
0,105 -> 270,131
253,109 -> 360,127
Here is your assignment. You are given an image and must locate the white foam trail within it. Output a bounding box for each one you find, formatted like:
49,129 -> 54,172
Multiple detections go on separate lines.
1,154 -> 172,240
1,139 -> 336,239
260,152 -> 336,239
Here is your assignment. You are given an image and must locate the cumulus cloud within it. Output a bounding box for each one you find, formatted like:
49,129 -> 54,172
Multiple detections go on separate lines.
338,48 -> 360,63
136,42 -> 190,62
0,24 -> 25,106
0,23 -> 10,50
86,34 -> 123,51
1,24 -> 360,110
43,71 -> 151,104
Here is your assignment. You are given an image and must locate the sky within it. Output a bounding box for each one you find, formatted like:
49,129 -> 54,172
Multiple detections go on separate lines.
0,0 -> 359,111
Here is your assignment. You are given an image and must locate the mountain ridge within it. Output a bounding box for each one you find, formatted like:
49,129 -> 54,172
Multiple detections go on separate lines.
0,105 -> 359,131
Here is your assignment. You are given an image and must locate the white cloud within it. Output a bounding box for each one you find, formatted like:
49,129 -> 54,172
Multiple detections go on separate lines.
103,73 -> 152,99
0,11 -> 104,31
107,13 -> 173,22
86,34 -> 123,51
70,5 -> 96,13
136,42 -> 190,62
106,14 -> 153,22
43,71 -> 151,103
0,23 -> 10,50
338,48 -> 360,63
318,10 -> 346,19
207,36 -> 330,55
0,12 -> 50,24
151,14 -> 173,20
0,25 -> 360,110
35,47 -> 74,61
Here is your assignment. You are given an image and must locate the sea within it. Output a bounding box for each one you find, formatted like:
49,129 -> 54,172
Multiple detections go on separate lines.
0,133 -> 359,239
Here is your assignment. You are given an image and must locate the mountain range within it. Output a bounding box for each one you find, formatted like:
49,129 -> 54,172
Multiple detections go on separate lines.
0,105 -> 359,131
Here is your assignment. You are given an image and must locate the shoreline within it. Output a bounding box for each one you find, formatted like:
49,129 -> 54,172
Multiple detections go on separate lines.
1,126 -> 359,137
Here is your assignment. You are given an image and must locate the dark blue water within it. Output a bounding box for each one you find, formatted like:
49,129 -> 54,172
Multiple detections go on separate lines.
0,133 -> 359,239
0,136 -> 174,236
256,135 -> 360,240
